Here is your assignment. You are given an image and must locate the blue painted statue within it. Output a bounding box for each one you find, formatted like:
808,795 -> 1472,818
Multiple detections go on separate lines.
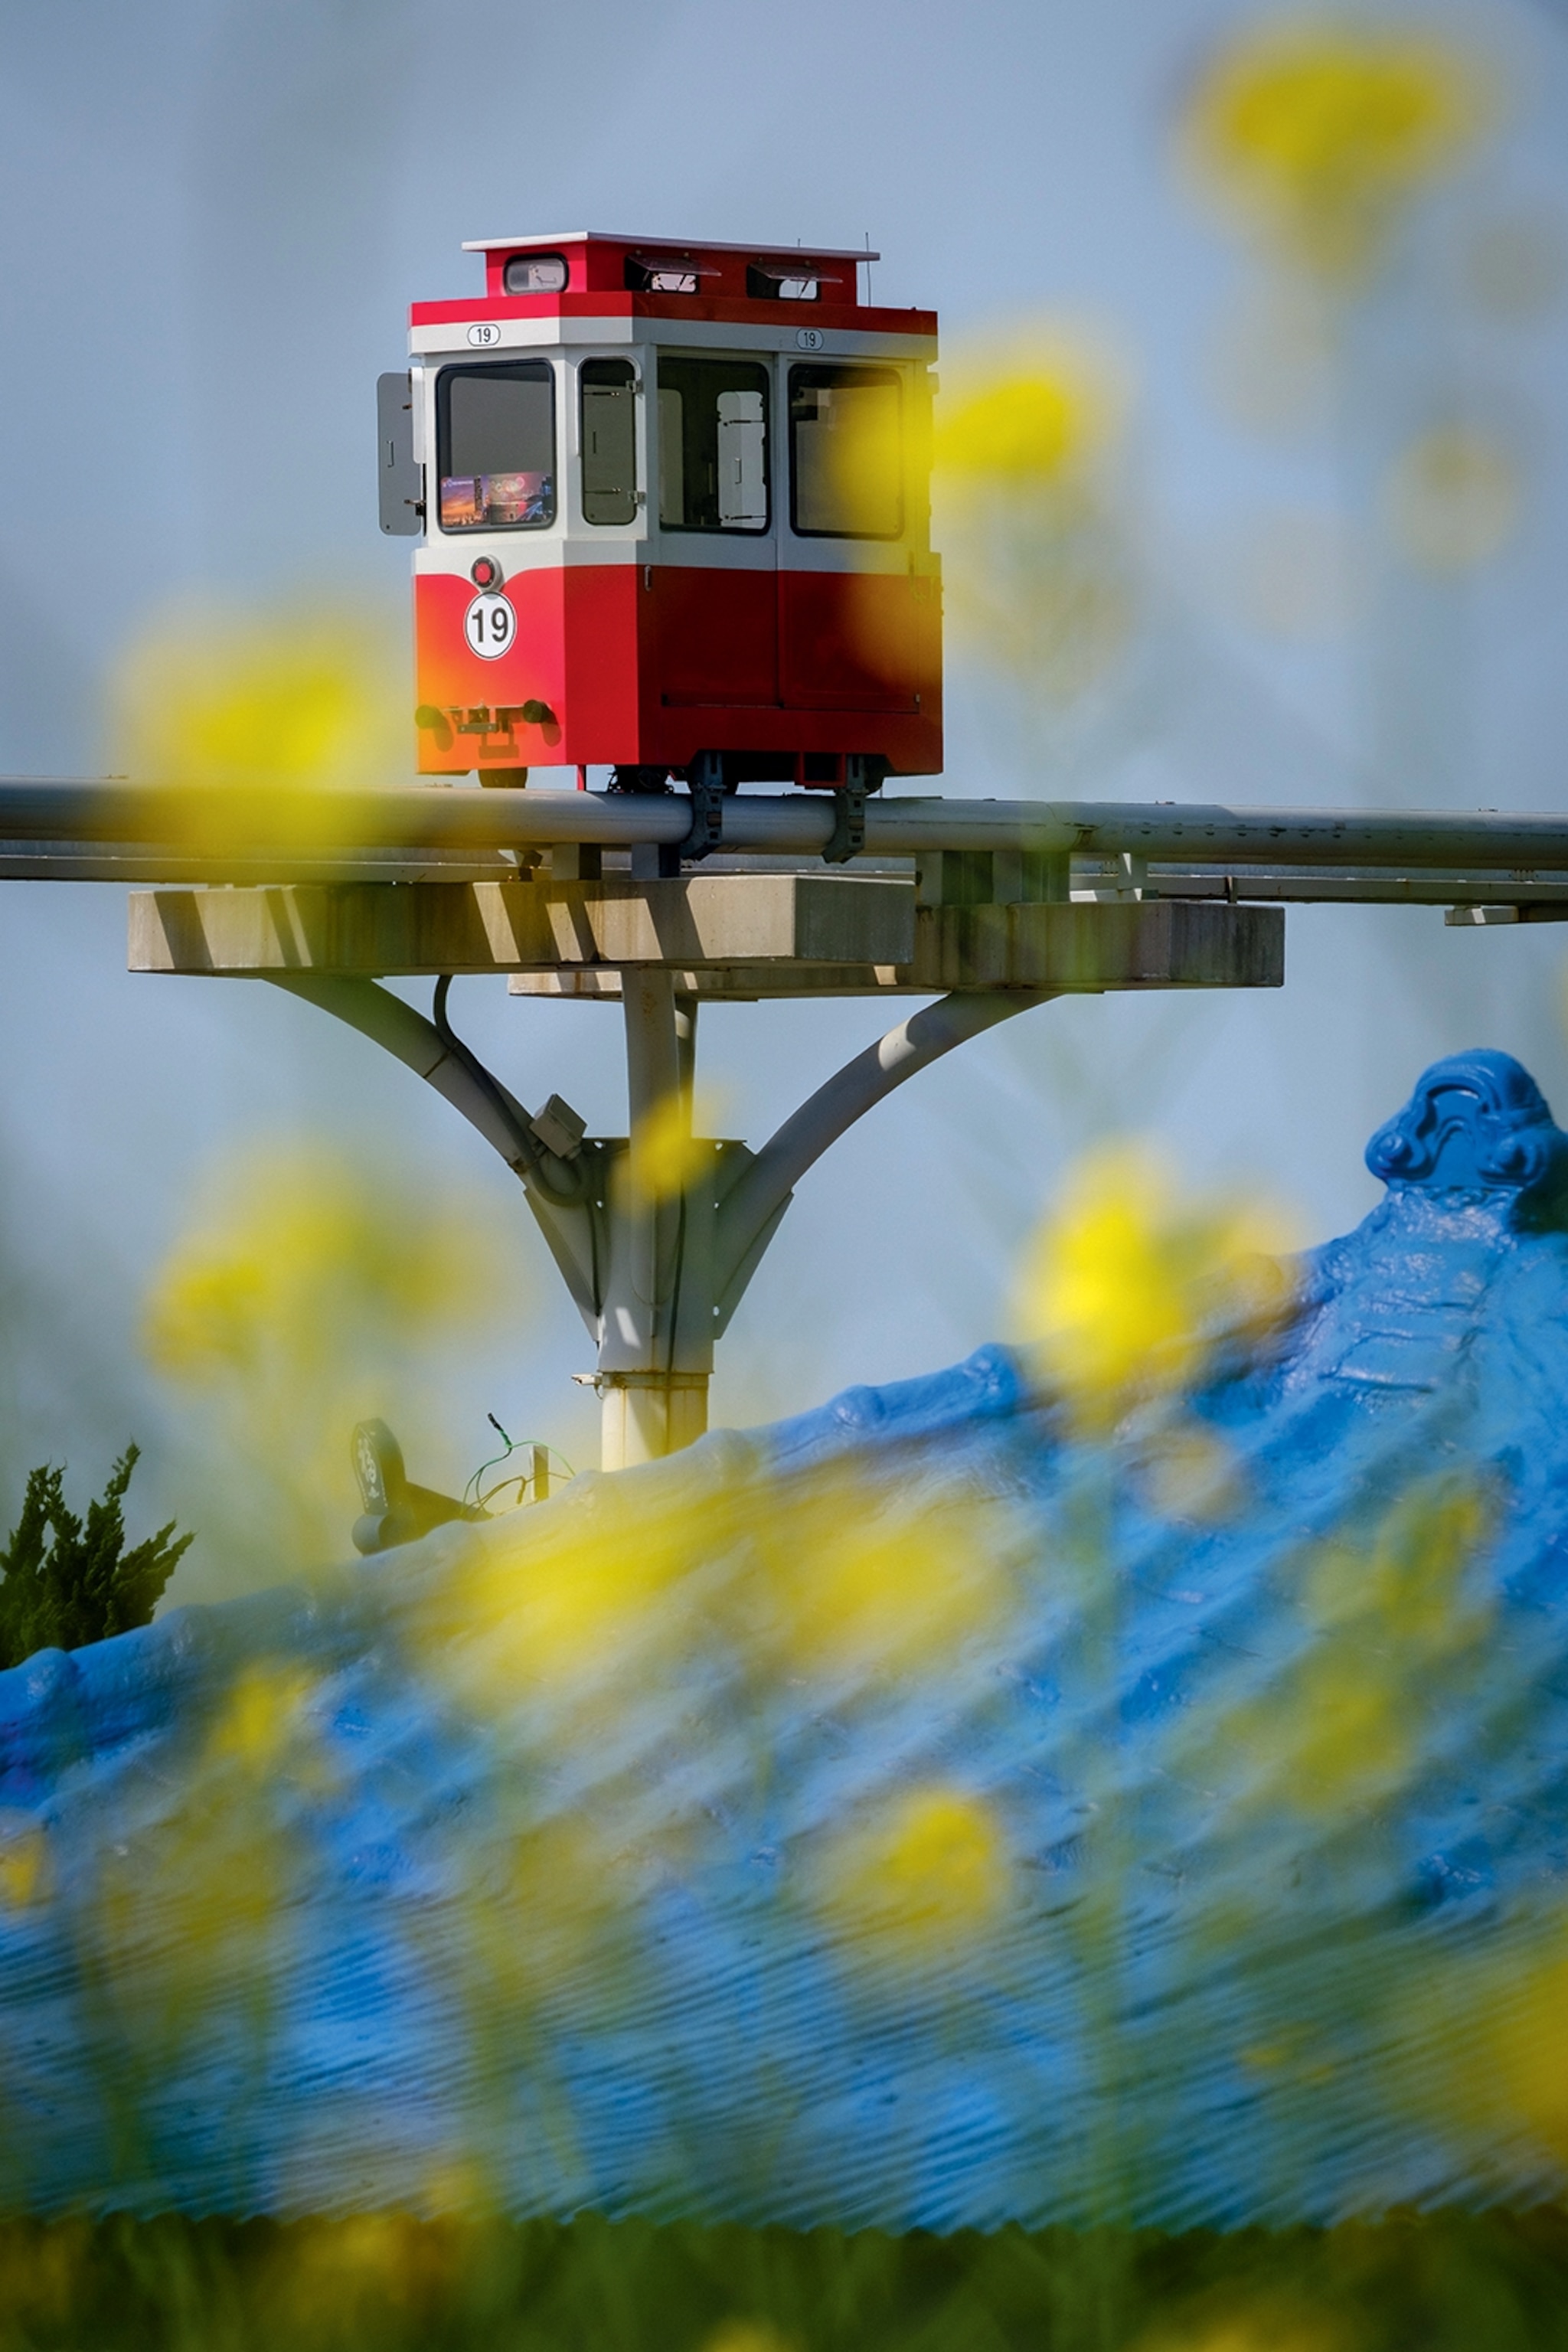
4,1049 -> 1568,2228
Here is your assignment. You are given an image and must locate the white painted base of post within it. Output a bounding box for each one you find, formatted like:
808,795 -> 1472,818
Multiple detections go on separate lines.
597,1371 -> 711,1471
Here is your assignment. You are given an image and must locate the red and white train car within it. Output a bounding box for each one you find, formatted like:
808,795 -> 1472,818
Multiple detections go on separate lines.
379,231 -> 941,795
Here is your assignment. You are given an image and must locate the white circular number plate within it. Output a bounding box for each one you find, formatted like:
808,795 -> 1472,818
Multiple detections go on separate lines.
466,322 -> 505,348
795,326 -> 826,351
464,593 -> 515,659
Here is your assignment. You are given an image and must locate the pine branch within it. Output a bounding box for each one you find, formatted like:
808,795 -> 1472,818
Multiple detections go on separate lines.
0,1449 -> 193,1671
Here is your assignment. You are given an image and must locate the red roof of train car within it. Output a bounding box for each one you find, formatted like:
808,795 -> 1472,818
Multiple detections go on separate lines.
410,230 -> 936,338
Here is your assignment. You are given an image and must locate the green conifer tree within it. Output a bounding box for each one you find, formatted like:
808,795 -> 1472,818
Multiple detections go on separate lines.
0,1446 -> 192,1671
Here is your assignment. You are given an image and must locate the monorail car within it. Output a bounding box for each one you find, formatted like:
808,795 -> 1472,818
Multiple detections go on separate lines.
379,231 -> 941,796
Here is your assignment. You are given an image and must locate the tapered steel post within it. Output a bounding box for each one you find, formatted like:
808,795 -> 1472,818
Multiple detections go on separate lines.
596,974 -> 713,1468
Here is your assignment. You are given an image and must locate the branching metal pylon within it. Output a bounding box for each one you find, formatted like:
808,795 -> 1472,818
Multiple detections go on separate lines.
12,775 -> 1560,1471
270,969 -> 1058,1466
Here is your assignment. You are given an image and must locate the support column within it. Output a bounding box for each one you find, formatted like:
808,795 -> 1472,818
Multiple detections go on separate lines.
597,1372 -> 710,1470
597,973 -> 714,1470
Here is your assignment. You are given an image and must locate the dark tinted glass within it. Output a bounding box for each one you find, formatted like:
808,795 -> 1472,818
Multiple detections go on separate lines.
580,360 -> 638,526
656,356 -> 769,533
436,361 -> 555,531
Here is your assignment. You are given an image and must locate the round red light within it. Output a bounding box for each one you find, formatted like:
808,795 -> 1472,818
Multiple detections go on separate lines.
469,556 -> 502,590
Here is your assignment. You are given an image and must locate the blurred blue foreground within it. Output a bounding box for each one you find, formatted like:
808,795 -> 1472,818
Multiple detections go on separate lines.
5,1050 -> 1568,2230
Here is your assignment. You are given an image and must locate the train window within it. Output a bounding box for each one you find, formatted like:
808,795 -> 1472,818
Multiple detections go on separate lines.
502,252 -> 568,296
789,364 -> 902,538
656,356 -> 769,532
626,258 -> 717,294
746,265 -> 837,302
580,360 -> 638,526
436,361 -> 556,532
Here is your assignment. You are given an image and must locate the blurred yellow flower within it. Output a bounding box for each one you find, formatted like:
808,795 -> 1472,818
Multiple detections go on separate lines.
1401,1905 -> 1568,2179
144,1142 -> 525,1575
91,1775 -> 302,2063
933,325 -> 1138,706
815,1785 -> 1011,1958
1016,1145 -> 1295,1419
1461,1932 -> 1568,2160
207,1664 -> 335,1791
0,2223 -> 88,2332
1138,2308 -> 1344,2352
0,1815 -> 47,1910
701,2325 -> 796,2352
1193,1477 -> 1491,1822
1383,424 -> 1521,573
935,330 -> 1128,508
1181,18 -> 1497,282
111,603 -> 403,789
750,1478 -> 1011,1683
624,1087 -> 726,1205
262,2213 -> 459,2335
106,599 -> 408,856
936,363 -> 1112,488
437,1471 -> 715,1704
145,1148 -> 492,1381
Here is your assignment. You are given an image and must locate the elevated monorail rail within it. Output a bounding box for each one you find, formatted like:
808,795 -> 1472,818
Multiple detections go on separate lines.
2,782 -> 1568,901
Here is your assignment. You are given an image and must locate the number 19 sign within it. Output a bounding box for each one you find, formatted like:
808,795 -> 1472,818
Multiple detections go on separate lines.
464,593 -> 516,659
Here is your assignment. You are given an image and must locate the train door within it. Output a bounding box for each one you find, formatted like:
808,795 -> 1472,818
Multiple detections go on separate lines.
649,351 -> 778,710
779,361 -> 921,714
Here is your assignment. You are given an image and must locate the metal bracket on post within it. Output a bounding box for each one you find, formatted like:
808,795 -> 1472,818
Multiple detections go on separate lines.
260,972 -> 607,1334
681,751 -> 727,863
822,756 -> 877,865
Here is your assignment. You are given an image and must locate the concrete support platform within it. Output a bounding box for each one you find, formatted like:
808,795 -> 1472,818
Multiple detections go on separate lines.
913,898 -> 1282,990
130,879 -> 1282,995
129,873 -> 913,978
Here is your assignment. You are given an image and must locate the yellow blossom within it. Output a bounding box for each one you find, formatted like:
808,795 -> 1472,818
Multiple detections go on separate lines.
750,1477 -> 1011,1682
1190,1477 -> 1492,1822
1181,20 -> 1497,283
936,335 -> 1125,491
933,325 -> 1138,705
815,1785 -> 1011,1959
624,1087 -> 727,1204
701,2326 -> 797,2352
1017,1145 -> 1295,1419
0,1815 -> 47,1910
1383,425 -> 1520,573
144,1142 -> 525,1576
106,599 -> 409,854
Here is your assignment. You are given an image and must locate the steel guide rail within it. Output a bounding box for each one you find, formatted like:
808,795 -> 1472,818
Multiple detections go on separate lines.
8,851 -> 1565,911
2,784 -> 1568,898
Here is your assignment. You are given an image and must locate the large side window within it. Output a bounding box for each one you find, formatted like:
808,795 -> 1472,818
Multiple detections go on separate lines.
656,356 -> 769,533
436,361 -> 556,531
789,364 -> 902,539
580,359 -> 638,525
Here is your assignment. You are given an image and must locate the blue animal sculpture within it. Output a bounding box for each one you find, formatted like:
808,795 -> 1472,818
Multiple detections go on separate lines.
4,1050 -> 1568,2229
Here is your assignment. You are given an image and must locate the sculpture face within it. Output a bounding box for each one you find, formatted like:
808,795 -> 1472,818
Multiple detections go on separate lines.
1365,1049 -> 1568,1206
